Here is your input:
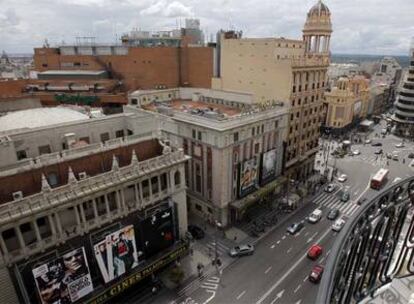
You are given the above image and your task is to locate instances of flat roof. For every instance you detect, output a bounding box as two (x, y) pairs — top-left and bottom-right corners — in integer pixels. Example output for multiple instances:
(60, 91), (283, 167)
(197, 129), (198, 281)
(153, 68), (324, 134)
(38, 70), (107, 76)
(142, 99), (242, 117)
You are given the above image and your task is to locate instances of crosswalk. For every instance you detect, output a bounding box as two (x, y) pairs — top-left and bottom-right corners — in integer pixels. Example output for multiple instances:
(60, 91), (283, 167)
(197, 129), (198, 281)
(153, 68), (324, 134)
(200, 276), (220, 291)
(313, 192), (360, 218)
(205, 241), (230, 257)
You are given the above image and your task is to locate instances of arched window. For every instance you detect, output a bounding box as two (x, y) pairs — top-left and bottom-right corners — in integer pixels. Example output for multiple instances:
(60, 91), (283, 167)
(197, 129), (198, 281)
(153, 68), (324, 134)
(174, 170), (181, 186)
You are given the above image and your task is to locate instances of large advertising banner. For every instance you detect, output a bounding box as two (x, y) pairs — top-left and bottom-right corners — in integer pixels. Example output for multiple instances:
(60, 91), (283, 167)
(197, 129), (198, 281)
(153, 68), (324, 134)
(32, 247), (93, 304)
(239, 156), (259, 197)
(140, 207), (175, 258)
(261, 149), (277, 185)
(93, 225), (140, 283)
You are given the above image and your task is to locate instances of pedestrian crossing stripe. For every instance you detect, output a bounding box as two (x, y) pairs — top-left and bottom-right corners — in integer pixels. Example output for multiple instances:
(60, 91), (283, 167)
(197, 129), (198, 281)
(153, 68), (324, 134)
(206, 242), (229, 254)
(313, 192), (360, 216)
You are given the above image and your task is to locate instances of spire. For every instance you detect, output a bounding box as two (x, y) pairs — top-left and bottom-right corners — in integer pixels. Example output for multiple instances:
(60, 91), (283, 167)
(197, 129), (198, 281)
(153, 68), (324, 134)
(41, 174), (51, 191)
(67, 166), (78, 183)
(112, 155), (119, 170)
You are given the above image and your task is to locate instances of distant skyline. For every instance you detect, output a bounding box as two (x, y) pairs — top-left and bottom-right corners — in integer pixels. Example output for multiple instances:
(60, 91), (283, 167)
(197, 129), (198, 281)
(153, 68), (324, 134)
(1, 0), (413, 55)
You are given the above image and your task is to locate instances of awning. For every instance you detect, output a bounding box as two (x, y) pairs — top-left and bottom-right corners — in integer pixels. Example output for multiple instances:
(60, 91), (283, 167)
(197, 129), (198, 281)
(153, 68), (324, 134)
(230, 176), (286, 212)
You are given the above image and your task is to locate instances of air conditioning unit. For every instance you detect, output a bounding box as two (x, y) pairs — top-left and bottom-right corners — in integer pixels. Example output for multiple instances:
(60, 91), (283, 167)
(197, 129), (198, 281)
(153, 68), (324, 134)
(12, 191), (24, 201)
(78, 172), (87, 180)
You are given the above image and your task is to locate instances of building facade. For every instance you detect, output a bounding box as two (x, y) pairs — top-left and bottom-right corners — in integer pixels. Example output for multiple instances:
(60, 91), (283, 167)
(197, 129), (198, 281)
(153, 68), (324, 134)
(392, 42), (414, 137)
(0, 111), (189, 304)
(128, 87), (288, 226)
(212, 0), (332, 181)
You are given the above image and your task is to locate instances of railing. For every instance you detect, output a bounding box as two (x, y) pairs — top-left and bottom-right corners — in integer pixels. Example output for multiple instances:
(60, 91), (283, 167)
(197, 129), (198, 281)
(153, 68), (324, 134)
(317, 176), (414, 304)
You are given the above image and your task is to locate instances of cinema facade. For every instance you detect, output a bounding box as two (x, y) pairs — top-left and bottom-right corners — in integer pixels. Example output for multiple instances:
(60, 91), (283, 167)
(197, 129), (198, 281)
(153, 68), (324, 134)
(0, 131), (190, 304)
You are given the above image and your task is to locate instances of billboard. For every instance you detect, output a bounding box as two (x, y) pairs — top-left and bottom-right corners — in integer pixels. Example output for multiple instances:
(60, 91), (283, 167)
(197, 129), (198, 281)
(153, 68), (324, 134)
(32, 247), (93, 304)
(93, 225), (140, 283)
(140, 207), (175, 258)
(260, 149), (277, 185)
(239, 156), (259, 197)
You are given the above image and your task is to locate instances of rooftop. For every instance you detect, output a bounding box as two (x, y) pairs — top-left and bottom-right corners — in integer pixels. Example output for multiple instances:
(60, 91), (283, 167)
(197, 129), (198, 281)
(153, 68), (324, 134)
(38, 70), (107, 76)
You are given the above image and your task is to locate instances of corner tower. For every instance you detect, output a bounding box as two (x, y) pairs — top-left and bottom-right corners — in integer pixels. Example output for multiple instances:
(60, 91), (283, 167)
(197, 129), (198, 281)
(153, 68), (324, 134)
(303, 0), (332, 56)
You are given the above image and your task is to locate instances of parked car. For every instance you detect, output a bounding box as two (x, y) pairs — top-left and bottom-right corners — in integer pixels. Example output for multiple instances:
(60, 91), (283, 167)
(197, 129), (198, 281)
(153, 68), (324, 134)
(392, 152), (399, 160)
(365, 139), (372, 144)
(287, 222), (304, 235)
(308, 209), (323, 224)
(395, 142), (405, 148)
(309, 265), (324, 283)
(332, 218), (346, 232)
(327, 209), (340, 220)
(307, 244), (323, 260)
(352, 150), (361, 155)
(341, 192), (350, 202)
(357, 197), (367, 205)
(324, 183), (336, 193)
(374, 149), (383, 155)
(371, 142), (382, 147)
(187, 225), (205, 239)
(386, 153), (392, 159)
(408, 153), (414, 159)
(229, 244), (254, 257)
(337, 174), (348, 183)
(410, 160), (414, 168)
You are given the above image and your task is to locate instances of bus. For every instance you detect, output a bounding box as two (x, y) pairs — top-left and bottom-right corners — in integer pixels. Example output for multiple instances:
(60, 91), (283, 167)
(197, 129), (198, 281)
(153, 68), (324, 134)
(370, 168), (389, 190)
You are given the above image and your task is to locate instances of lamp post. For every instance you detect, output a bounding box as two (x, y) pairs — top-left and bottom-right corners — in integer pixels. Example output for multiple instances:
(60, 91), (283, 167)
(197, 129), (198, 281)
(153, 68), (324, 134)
(214, 221), (222, 266)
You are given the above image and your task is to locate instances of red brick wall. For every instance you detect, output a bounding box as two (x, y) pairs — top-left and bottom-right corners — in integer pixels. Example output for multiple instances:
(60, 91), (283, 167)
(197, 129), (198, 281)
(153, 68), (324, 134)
(0, 139), (162, 204)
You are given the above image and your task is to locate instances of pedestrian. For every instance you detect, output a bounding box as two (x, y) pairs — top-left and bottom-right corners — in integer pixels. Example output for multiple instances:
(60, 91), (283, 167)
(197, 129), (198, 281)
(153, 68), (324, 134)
(234, 235), (237, 242)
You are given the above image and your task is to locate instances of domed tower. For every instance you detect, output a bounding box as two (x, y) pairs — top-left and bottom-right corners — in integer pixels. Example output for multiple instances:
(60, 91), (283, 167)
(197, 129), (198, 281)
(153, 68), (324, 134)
(303, 0), (332, 56)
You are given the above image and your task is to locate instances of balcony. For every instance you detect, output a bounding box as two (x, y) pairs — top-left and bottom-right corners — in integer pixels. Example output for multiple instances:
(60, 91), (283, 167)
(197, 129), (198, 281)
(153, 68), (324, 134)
(317, 176), (414, 304)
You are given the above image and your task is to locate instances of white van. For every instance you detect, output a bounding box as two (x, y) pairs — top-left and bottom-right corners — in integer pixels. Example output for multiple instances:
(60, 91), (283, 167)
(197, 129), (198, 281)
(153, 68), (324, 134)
(308, 209), (323, 223)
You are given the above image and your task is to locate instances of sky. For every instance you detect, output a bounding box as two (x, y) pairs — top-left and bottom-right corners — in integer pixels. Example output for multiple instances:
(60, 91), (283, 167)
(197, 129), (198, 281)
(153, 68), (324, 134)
(1, 0), (413, 55)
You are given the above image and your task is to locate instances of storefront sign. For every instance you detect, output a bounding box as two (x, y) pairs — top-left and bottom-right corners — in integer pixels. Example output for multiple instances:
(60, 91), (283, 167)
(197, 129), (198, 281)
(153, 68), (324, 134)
(87, 244), (188, 304)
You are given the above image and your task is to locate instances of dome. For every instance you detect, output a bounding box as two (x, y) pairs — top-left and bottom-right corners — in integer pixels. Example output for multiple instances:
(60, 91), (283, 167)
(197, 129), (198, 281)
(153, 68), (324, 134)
(308, 1), (330, 16)
(0, 107), (90, 133)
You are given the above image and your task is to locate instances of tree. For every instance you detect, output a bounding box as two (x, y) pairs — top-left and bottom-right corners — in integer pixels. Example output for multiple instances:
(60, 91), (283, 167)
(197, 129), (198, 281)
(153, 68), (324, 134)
(168, 266), (185, 286)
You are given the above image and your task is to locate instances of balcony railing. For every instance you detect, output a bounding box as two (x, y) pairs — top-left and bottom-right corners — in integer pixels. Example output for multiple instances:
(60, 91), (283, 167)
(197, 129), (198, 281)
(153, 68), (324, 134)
(317, 176), (414, 304)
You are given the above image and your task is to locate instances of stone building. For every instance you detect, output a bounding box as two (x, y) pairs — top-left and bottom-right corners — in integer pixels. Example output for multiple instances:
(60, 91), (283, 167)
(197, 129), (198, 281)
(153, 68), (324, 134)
(211, 0), (332, 181)
(0, 109), (189, 303)
(128, 87), (288, 226)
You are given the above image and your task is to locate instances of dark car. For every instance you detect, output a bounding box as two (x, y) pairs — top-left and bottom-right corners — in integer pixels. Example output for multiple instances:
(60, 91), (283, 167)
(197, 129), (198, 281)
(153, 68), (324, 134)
(408, 153), (414, 159)
(324, 183), (336, 193)
(309, 265), (324, 283)
(327, 209), (340, 220)
(374, 149), (383, 155)
(371, 142), (383, 147)
(287, 222), (304, 235)
(187, 225), (205, 239)
(357, 197), (367, 205)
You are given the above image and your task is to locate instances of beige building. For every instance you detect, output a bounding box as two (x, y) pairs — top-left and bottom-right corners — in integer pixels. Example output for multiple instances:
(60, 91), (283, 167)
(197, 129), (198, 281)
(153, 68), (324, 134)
(212, 0), (332, 181)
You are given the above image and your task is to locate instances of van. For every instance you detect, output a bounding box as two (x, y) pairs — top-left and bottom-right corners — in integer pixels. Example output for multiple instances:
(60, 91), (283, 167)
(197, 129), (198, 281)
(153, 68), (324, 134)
(308, 209), (323, 223)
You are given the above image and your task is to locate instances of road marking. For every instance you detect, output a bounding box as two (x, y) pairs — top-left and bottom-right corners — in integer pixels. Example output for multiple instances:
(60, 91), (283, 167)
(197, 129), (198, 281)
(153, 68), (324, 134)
(303, 276), (308, 282)
(265, 266), (272, 274)
(269, 290), (285, 304)
(287, 247), (292, 253)
(295, 300), (302, 304)
(276, 240), (281, 244)
(306, 232), (318, 243)
(294, 284), (302, 293)
(271, 244), (275, 249)
(202, 290), (216, 304)
(319, 256), (325, 263)
(304, 232), (309, 237)
(209, 276), (220, 283)
(256, 228), (331, 304)
(327, 249), (331, 256)
(236, 290), (246, 300)
(201, 282), (218, 289)
(282, 235), (286, 240)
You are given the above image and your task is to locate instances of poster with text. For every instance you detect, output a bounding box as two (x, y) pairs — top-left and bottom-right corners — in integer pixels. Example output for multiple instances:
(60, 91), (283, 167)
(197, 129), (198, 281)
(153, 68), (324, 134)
(32, 247), (93, 304)
(261, 149), (277, 185)
(93, 225), (139, 283)
(239, 156), (259, 197)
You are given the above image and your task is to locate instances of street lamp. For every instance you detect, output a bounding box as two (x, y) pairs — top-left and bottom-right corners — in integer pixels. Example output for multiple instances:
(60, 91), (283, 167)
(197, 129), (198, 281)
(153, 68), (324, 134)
(214, 221), (222, 267)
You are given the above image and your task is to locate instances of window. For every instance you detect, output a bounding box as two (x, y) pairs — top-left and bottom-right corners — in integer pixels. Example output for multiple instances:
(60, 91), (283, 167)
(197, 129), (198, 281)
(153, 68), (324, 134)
(127, 129), (133, 135)
(274, 121), (278, 128)
(192, 129), (196, 139)
(195, 204), (202, 212)
(195, 164), (202, 193)
(73, 62), (81, 67)
(131, 99), (138, 105)
(298, 98), (301, 105)
(255, 143), (260, 154)
(115, 130), (124, 138)
(207, 207), (213, 214)
(296, 112), (300, 118)
(174, 170), (181, 186)
(38, 145), (51, 155)
(47, 172), (59, 187)
(42, 63), (48, 67)
(100, 132), (110, 143)
(261, 125), (264, 134)
(252, 128), (255, 136)
(292, 100), (295, 107)
(233, 132), (239, 142)
(197, 131), (202, 141)
(290, 114), (294, 121)
(151, 176), (159, 194)
(79, 136), (90, 144)
(16, 150), (27, 160)
(160, 173), (167, 191)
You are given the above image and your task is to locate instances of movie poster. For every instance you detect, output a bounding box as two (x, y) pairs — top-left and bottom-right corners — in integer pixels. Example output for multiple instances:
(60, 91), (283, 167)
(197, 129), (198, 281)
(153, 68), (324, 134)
(32, 247), (93, 304)
(239, 156), (259, 197)
(261, 149), (277, 185)
(93, 225), (139, 283)
(140, 207), (175, 258)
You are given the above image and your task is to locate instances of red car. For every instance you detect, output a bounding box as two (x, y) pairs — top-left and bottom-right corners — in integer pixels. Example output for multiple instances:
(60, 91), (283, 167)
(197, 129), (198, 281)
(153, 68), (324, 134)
(309, 265), (324, 283)
(307, 244), (323, 260)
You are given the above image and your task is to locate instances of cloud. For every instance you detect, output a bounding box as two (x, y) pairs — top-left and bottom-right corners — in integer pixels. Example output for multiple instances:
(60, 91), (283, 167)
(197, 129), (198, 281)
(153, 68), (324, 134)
(1, 0), (413, 55)
(140, 0), (193, 17)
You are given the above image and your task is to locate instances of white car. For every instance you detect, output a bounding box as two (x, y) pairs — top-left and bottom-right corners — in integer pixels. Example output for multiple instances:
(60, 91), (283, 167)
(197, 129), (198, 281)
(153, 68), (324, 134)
(365, 139), (372, 144)
(395, 143), (405, 148)
(337, 174), (348, 183)
(352, 150), (360, 155)
(332, 218), (346, 232)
